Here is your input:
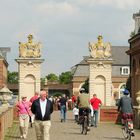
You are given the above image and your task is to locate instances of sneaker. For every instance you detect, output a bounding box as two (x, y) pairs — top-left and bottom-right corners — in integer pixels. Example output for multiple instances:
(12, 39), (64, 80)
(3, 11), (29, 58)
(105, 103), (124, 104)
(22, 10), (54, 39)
(87, 127), (90, 131)
(23, 134), (27, 139)
(20, 135), (23, 139)
(131, 131), (135, 136)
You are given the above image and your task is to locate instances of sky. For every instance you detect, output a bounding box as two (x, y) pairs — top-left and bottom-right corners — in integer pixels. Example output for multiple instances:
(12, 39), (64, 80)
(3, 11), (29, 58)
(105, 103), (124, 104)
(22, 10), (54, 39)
(0, 0), (139, 77)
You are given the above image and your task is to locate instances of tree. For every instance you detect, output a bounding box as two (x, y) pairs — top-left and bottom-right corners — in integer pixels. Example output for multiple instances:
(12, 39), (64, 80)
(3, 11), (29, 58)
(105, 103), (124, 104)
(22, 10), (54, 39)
(41, 77), (45, 85)
(8, 71), (18, 83)
(81, 78), (89, 93)
(59, 71), (73, 84)
(46, 73), (58, 82)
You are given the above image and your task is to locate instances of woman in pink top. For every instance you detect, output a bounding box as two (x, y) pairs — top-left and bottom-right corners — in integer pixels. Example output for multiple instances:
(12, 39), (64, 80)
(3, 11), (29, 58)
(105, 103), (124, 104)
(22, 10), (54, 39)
(16, 96), (32, 139)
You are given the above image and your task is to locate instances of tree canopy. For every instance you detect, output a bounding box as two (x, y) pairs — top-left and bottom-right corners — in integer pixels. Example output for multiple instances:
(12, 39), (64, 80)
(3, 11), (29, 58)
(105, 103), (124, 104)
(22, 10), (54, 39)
(59, 71), (73, 84)
(8, 71), (18, 83)
(81, 78), (89, 93)
(46, 73), (58, 82)
(8, 71), (73, 85)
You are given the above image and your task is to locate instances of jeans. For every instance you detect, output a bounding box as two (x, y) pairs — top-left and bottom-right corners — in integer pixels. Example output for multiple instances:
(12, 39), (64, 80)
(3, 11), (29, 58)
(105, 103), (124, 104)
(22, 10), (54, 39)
(74, 115), (78, 122)
(60, 105), (66, 122)
(91, 110), (98, 127)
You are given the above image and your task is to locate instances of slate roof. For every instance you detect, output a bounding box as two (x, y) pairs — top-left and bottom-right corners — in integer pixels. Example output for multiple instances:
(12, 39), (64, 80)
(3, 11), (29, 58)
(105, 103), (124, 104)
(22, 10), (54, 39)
(72, 46), (130, 76)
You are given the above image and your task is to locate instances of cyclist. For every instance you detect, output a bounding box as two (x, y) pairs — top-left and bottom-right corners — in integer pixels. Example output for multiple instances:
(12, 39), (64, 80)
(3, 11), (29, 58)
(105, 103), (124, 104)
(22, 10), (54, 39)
(118, 89), (135, 136)
(77, 88), (90, 129)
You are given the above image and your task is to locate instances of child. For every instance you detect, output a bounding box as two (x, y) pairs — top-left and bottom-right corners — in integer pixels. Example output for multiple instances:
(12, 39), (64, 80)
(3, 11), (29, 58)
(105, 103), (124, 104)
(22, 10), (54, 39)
(73, 105), (79, 122)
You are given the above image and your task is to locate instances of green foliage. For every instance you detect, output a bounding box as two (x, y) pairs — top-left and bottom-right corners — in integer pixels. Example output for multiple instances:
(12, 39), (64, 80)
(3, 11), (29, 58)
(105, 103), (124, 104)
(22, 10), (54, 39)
(46, 73), (58, 82)
(82, 78), (89, 93)
(53, 92), (62, 97)
(59, 71), (73, 84)
(41, 77), (45, 85)
(8, 71), (18, 84)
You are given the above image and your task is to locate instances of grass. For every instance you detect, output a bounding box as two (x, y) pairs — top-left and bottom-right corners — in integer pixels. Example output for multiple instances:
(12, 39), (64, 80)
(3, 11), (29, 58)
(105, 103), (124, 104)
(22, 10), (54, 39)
(4, 121), (19, 140)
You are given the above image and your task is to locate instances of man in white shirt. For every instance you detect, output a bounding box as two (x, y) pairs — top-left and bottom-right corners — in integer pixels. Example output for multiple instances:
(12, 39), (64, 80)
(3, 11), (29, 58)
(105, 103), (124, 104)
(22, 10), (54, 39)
(31, 90), (53, 140)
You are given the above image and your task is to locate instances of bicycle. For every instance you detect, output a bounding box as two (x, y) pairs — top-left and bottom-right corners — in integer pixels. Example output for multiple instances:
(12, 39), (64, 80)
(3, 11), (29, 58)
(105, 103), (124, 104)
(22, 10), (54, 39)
(122, 119), (133, 140)
(79, 109), (89, 135)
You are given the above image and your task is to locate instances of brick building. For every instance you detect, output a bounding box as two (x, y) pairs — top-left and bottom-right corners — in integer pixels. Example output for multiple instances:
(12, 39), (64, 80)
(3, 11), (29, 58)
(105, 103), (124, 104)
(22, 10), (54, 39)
(127, 10), (140, 106)
(0, 47), (10, 88)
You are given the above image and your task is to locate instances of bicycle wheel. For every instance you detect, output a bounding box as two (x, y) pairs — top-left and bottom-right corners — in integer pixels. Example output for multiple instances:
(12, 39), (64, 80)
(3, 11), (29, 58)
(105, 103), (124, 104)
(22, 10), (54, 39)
(122, 127), (129, 139)
(80, 124), (83, 134)
(127, 130), (131, 140)
(83, 117), (87, 135)
(128, 134), (131, 140)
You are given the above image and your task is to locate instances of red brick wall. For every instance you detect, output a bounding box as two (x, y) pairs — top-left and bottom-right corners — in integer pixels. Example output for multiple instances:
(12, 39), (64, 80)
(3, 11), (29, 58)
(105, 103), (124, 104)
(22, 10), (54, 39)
(112, 77), (128, 88)
(100, 107), (121, 123)
(0, 59), (8, 88)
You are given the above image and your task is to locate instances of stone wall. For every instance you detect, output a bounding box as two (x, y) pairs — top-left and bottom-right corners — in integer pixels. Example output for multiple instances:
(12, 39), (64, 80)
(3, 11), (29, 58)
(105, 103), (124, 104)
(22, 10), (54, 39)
(0, 107), (13, 140)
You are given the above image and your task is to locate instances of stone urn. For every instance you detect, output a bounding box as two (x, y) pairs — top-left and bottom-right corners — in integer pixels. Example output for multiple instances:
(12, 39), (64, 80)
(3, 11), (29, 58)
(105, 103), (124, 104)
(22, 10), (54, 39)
(0, 86), (12, 106)
(136, 90), (140, 108)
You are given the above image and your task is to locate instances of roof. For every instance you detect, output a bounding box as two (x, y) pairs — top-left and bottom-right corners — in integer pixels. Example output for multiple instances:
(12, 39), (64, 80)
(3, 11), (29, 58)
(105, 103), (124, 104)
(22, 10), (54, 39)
(72, 46), (130, 76)
(111, 46), (129, 65)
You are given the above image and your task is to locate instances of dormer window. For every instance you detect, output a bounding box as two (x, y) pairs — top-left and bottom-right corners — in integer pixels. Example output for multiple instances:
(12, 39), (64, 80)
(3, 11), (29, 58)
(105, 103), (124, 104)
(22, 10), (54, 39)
(121, 67), (130, 75)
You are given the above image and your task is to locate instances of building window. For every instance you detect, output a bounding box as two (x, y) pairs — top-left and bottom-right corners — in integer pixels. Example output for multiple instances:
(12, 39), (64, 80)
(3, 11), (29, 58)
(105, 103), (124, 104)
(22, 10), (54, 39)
(121, 67), (130, 75)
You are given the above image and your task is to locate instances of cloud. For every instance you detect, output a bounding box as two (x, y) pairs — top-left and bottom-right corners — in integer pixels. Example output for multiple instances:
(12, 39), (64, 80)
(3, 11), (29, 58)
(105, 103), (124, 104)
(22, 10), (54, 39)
(1, 0), (139, 76)
(36, 1), (79, 17)
(68, 0), (140, 10)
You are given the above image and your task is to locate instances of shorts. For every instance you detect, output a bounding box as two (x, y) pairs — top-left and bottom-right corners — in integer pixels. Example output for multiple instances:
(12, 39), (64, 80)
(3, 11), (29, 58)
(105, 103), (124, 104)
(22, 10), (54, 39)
(122, 113), (133, 121)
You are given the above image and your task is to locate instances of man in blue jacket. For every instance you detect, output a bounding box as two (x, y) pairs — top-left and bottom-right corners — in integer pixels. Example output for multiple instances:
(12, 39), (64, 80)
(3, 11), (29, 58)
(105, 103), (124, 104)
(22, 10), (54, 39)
(31, 90), (53, 140)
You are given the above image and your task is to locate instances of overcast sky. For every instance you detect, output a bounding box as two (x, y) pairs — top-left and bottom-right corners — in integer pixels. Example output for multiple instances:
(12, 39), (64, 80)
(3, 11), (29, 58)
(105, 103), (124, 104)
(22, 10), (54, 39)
(0, 0), (139, 77)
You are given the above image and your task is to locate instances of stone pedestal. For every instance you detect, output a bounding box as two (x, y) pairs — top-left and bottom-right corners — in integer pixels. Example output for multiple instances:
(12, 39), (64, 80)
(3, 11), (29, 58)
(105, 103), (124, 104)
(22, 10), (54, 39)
(134, 106), (140, 128)
(15, 58), (44, 101)
(134, 90), (140, 128)
(86, 58), (113, 106)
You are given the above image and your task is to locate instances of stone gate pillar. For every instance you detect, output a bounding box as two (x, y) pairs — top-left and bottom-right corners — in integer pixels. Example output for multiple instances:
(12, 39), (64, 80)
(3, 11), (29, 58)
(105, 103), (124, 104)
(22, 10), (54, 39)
(15, 34), (44, 100)
(86, 58), (113, 106)
(86, 35), (113, 106)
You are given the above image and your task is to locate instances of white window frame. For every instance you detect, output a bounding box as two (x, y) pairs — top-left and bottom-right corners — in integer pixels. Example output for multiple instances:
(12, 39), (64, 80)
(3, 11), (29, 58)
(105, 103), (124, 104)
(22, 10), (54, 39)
(121, 66), (130, 75)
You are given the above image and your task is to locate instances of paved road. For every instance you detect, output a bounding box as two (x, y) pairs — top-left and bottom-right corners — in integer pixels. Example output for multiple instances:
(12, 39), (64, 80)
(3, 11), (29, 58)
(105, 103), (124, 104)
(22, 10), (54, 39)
(49, 111), (140, 140)
(5, 111), (140, 140)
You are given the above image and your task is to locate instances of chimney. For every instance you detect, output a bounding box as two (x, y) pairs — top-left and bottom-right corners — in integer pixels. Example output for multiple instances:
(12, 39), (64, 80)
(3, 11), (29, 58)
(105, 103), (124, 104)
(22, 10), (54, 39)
(133, 10), (140, 34)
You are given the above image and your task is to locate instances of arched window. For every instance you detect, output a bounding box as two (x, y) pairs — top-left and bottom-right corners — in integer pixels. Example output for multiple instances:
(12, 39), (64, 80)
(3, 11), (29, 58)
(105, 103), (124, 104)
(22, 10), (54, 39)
(119, 83), (126, 98)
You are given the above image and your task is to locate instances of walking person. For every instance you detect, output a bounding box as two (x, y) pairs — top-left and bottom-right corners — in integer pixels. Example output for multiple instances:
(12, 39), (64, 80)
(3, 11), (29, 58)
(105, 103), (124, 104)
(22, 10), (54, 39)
(90, 94), (102, 127)
(29, 91), (39, 126)
(71, 94), (77, 108)
(31, 90), (53, 140)
(59, 94), (68, 122)
(72, 104), (79, 122)
(16, 96), (32, 139)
